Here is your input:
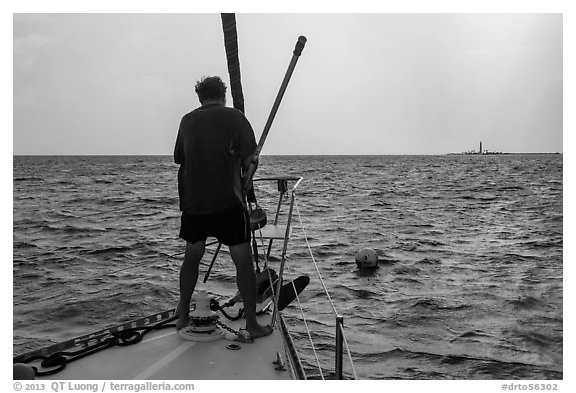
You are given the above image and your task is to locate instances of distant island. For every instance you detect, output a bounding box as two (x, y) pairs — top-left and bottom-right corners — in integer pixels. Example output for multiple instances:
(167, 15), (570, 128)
(461, 141), (502, 155)
(447, 142), (561, 155)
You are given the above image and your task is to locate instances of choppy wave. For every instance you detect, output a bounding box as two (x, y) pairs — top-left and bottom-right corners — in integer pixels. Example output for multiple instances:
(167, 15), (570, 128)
(13, 154), (563, 379)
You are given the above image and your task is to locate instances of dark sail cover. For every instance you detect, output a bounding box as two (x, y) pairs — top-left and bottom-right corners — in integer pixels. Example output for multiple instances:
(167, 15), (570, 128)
(221, 13), (245, 114)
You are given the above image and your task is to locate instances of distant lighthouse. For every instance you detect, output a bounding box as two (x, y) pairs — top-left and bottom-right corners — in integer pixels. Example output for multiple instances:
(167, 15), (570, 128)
(479, 141), (483, 154)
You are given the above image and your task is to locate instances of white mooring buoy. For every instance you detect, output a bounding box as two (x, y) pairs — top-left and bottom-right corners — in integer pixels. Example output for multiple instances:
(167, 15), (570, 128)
(355, 248), (379, 269)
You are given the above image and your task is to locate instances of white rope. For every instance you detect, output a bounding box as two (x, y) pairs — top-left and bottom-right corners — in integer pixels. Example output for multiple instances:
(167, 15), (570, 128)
(294, 196), (359, 380)
(254, 229), (309, 378)
(340, 322), (358, 379)
(23, 188), (357, 379)
(294, 197), (338, 317)
(284, 260), (325, 379)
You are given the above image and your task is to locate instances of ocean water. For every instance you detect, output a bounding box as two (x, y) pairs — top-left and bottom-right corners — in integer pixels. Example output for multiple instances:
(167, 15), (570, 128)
(12, 154), (563, 380)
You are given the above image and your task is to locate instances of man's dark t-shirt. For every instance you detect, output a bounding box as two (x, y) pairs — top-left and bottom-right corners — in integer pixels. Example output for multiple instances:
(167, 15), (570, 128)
(174, 103), (257, 215)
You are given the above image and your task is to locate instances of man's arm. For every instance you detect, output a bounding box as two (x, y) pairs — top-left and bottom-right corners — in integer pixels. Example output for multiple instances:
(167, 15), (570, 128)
(241, 154), (258, 197)
(242, 154), (257, 176)
(174, 118), (184, 165)
(237, 112), (258, 192)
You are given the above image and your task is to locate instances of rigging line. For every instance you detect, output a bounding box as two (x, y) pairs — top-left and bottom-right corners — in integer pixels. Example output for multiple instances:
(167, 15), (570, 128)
(340, 324), (359, 380)
(254, 226), (314, 373)
(294, 197), (358, 379)
(284, 260), (325, 379)
(284, 251), (356, 379)
(275, 262), (310, 380)
(291, 206), (357, 379)
(294, 197), (339, 317)
(256, 213), (324, 379)
(254, 229), (310, 378)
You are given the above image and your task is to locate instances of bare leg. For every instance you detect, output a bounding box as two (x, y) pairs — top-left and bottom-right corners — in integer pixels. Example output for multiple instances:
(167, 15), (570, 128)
(176, 241), (205, 329)
(229, 242), (273, 339)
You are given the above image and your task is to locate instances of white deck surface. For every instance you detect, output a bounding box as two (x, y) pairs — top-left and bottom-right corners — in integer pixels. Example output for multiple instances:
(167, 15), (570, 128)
(38, 314), (294, 380)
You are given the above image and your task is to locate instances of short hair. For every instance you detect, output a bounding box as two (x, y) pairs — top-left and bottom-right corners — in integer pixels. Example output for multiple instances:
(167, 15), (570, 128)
(195, 76), (227, 103)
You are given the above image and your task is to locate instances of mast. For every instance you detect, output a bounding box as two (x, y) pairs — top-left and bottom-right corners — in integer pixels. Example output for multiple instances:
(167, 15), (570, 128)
(220, 13), (307, 191)
(221, 13), (257, 202)
(221, 13), (245, 114)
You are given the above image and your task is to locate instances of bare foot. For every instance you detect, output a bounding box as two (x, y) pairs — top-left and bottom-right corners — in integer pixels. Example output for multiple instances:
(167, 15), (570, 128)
(174, 306), (190, 330)
(246, 324), (273, 339)
(176, 313), (189, 330)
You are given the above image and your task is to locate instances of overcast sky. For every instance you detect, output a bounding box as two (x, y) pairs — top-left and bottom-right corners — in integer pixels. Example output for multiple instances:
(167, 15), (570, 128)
(13, 12), (563, 155)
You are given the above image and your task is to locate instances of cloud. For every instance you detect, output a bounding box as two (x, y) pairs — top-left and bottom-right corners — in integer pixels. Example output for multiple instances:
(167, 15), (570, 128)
(13, 32), (61, 110)
(14, 32), (59, 73)
(12, 13), (563, 155)
(464, 44), (537, 58)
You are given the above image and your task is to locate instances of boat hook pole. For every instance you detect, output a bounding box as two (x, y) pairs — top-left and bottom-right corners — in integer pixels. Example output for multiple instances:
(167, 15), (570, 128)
(242, 35), (307, 193)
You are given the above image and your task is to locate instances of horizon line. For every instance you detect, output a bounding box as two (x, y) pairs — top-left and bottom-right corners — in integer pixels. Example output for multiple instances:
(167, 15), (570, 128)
(12, 152), (563, 157)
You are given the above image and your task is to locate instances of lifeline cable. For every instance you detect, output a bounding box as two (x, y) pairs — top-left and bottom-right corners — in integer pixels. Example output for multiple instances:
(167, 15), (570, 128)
(253, 227), (308, 378)
(293, 196), (358, 379)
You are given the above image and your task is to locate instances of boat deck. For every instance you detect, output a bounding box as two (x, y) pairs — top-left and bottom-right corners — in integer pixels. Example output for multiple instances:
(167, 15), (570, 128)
(16, 176), (309, 381)
(34, 312), (295, 380)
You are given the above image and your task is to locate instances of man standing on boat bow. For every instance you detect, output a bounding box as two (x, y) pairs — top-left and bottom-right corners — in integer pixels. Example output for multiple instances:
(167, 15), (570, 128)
(174, 76), (273, 340)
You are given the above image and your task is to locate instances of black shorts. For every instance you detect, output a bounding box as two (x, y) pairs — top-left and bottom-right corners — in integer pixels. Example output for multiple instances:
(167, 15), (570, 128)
(179, 208), (251, 246)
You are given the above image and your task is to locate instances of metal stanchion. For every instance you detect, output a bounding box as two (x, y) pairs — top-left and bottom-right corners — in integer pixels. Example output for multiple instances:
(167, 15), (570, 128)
(336, 315), (344, 380)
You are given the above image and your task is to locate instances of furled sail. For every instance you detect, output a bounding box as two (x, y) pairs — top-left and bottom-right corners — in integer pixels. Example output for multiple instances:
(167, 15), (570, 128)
(221, 13), (245, 114)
